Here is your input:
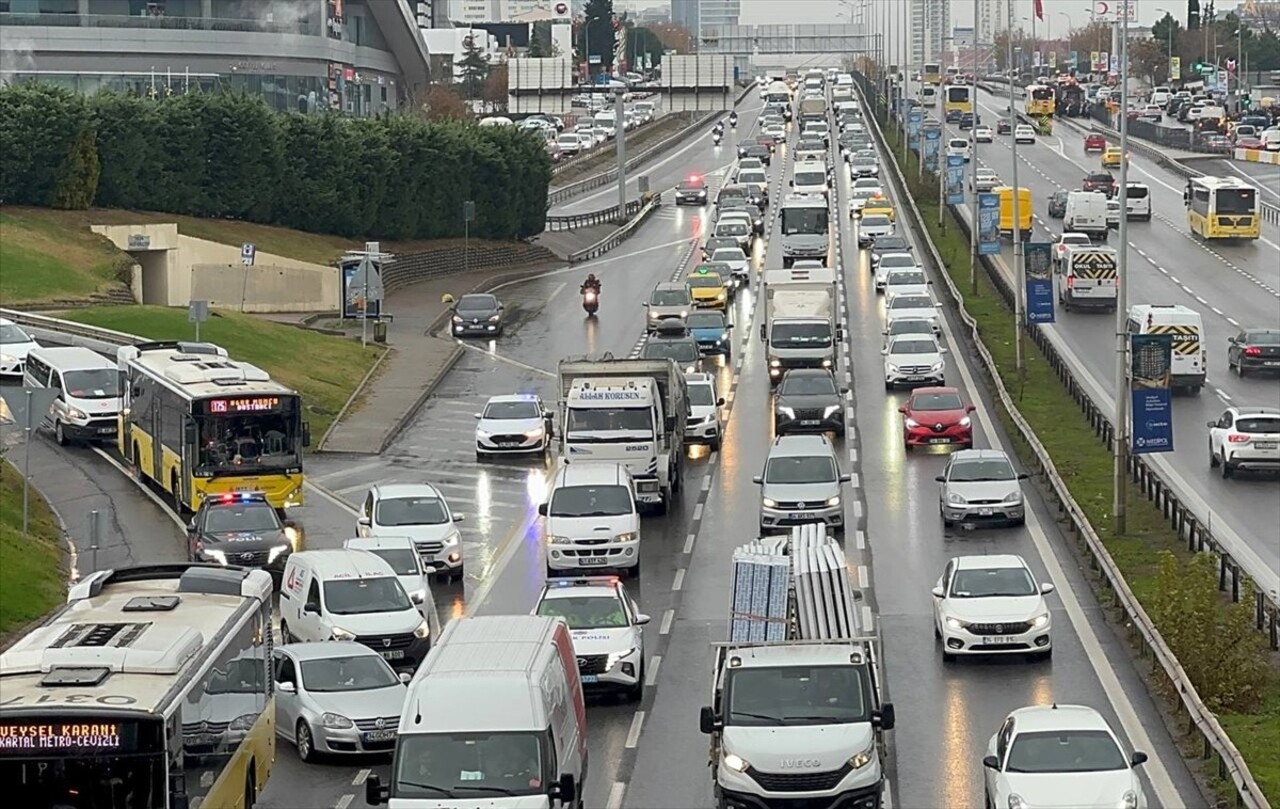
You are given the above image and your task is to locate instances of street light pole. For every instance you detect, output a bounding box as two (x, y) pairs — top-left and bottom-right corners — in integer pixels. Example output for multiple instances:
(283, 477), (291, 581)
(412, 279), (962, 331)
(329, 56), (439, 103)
(970, 0), (979, 295)
(1009, 14), (1025, 376)
(1113, 0), (1133, 535)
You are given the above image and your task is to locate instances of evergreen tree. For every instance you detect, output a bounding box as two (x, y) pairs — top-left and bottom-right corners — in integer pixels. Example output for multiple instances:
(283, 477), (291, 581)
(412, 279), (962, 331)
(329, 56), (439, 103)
(459, 36), (490, 100)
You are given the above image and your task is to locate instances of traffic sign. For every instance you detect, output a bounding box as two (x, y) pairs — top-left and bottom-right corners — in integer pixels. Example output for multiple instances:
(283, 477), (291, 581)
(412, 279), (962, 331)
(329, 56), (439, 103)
(241, 242), (256, 266)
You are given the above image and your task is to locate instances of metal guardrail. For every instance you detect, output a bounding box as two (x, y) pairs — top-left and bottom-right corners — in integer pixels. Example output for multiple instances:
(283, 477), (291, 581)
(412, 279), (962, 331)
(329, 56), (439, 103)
(566, 197), (661, 265)
(550, 100), (665, 178)
(0, 309), (141, 352)
(544, 199), (644, 232)
(548, 82), (756, 206)
(854, 77), (1273, 809)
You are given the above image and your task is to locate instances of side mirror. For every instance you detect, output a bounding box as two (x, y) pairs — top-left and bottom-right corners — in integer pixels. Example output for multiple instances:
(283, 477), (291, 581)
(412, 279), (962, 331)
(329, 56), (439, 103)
(357, 516), (371, 528)
(538, 502), (548, 517)
(840, 387), (850, 395)
(966, 405), (976, 413)
(452, 513), (465, 522)
(553, 773), (577, 803)
(934, 475), (945, 483)
(366, 774), (390, 806)
(474, 413), (482, 419)
(642, 302), (650, 307)
(277, 681), (296, 693)
(1131, 751), (1149, 767)
(931, 586), (944, 598)
(897, 406), (907, 414)
(724, 323), (734, 330)
(1040, 583), (1056, 595)
(1206, 420), (1217, 429)
(752, 475), (763, 484)
(398, 671), (412, 684)
(789, 180), (795, 186)
(874, 702), (896, 730)
(411, 591), (424, 604)
(881, 348), (889, 355)
(839, 473), (852, 483)
(303, 603), (319, 615)
(636, 613), (651, 625)
(699, 705), (719, 734)
(187, 520), (197, 534)
(184, 420), (198, 445)
(716, 398), (726, 406)
(1017, 472), (1030, 480)
(982, 755), (1000, 770)
(302, 421), (312, 448)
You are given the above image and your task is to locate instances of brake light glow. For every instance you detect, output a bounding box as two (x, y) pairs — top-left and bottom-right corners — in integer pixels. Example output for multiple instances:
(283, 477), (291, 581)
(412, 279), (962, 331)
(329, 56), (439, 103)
(1244, 346), (1262, 356)
(1228, 434), (1251, 443)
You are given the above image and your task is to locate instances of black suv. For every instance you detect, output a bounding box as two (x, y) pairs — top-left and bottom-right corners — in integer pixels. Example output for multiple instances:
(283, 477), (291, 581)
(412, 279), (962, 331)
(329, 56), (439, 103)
(773, 369), (848, 436)
(675, 177), (709, 206)
(1047, 190), (1069, 218)
(187, 492), (301, 575)
(1082, 172), (1117, 197)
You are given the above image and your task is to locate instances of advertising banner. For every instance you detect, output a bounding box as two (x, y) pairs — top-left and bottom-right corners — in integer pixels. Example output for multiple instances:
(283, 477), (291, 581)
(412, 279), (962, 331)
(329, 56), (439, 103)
(1090, 51), (1100, 71)
(1170, 56), (1181, 81)
(977, 193), (1000, 255)
(945, 154), (965, 205)
(1048, 51), (1057, 69)
(1024, 242), (1055, 324)
(1130, 334), (1175, 454)
(907, 108), (923, 152)
(341, 255), (383, 320)
(923, 127), (941, 173)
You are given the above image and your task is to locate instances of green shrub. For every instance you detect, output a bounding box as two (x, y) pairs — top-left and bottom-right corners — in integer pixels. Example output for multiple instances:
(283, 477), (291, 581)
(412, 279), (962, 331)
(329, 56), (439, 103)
(0, 83), (550, 241)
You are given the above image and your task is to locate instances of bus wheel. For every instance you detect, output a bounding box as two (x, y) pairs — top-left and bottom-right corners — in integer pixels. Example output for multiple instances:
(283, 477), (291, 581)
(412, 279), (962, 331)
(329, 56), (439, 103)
(244, 761), (257, 808)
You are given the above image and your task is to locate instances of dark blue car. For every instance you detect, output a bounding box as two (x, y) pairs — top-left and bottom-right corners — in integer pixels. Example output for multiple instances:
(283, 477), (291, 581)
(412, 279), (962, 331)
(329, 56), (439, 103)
(686, 311), (733, 357)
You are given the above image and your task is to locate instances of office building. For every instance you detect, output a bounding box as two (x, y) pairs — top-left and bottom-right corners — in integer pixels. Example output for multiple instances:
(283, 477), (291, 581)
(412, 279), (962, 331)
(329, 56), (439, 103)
(672, 0), (740, 41)
(0, 0), (430, 117)
(910, 0), (950, 67)
(976, 0), (1009, 46)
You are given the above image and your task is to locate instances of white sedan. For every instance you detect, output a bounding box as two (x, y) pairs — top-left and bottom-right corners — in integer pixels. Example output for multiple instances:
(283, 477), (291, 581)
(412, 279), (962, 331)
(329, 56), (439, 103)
(984, 705), (1150, 809)
(1053, 232), (1093, 266)
(709, 247), (749, 280)
(885, 291), (941, 334)
(932, 554), (1053, 661)
(475, 394), (553, 457)
(874, 253), (919, 292)
(1014, 124), (1037, 144)
(883, 268), (931, 300)
(973, 125), (994, 143)
(0, 318), (39, 377)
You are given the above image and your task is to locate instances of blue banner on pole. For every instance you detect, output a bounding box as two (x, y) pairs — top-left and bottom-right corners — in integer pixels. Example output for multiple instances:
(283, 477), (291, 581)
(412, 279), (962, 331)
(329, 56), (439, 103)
(1024, 242), (1055, 324)
(907, 108), (923, 151)
(923, 127), (941, 173)
(1130, 334), (1175, 455)
(977, 193), (1000, 255)
(945, 155), (965, 205)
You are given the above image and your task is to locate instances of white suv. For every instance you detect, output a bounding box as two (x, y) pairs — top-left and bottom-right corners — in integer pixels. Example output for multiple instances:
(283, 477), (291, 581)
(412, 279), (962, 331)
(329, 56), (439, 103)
(684, 372), (724, 449)
(540, 462), (641, 577)
(534, 577), (650, 701)
(1208, 406), (1280, 478)
(754, 434), (850, 534)
(357, 484), (464, 581)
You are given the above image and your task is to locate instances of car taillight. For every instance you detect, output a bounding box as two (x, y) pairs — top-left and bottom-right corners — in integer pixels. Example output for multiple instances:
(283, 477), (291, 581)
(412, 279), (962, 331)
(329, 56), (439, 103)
(1244, 346), (1262, 356)
(1066, 276), (1075, 288)
(1228, 434), (1251, 443)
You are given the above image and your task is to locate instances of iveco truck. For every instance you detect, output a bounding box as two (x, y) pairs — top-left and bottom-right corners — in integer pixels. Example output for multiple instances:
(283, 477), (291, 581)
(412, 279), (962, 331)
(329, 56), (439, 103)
(557, 357), (688, 512)
(760, 267), (841, 384)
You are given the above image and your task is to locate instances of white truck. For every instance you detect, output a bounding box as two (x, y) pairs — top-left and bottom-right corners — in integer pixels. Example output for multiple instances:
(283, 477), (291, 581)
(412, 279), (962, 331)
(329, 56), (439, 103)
(1064, 190), (1109, 241)
(699, 524), (894, 809)
(1056, 245), (1119, 312)
(557, 357), (688, 512)
(760, 268), (841, 384)
(798, 96), (828, 125)
(780, 193), (831, 268)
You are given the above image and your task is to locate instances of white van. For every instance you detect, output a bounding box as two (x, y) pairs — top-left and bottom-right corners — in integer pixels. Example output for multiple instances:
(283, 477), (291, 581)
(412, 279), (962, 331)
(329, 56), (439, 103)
(22, 346), (122, 446)
(366, 615), (587, 809)
(1064, 190), (1109, 239)
(343, 535), (440, 622)
(539, 462), (641, 578)
(1122, 182), (1151, 220)
(921, 86), (938, 107)
(947, 137), (970, 162)
(1127, 304), (1207, 394)
(790, 159), (829, 198)
(1261, 128), (1280, 152)
(593, 110), (618, 138)
(279, 549), (434, 673)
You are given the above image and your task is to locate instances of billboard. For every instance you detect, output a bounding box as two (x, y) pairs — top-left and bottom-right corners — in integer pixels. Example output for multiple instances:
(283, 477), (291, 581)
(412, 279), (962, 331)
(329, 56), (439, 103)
(945, 154), (965, 205)
(922, 127), (941, 173)
(977, 193), (1000, 255)
(1024, 242), (1055, 324)
(1130, 334), (1175, 454)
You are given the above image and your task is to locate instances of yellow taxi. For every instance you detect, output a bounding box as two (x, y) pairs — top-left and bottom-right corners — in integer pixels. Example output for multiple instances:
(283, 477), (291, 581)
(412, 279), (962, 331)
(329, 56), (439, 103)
(862, 195), (895, 222)
(1101, 146), (1126, 168)
(687, 266), (730, 309)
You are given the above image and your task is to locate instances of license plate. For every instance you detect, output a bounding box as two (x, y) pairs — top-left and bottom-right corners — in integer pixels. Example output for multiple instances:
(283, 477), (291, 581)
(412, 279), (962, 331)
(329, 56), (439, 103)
(1264, 361), (1280, 367)
(792, 512), (816, 520)
(362, 730), (396, 743)
(907, 376), (925, 382)
(380, 650), (405, 660)
(928, 438), (951, 444)
(580, 557), (608, 566)
(580, 674), (599, 684)
(799, 419), (820, 426)
(978, 508), (994, 516)
(982, 636), (1016, 645)
(97, 427), (115, 434)
(189, 734), (217, 746)
(1256, 442), (1277, 450)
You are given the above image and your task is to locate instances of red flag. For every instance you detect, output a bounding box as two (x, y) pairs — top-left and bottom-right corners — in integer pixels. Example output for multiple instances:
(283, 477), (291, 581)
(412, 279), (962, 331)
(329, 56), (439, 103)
(1034, 0), (1044, 20)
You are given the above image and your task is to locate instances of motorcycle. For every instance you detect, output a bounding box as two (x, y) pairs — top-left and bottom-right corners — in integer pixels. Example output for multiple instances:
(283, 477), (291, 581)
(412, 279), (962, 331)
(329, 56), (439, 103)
(712, 131), (723, 146)
(729, 113), (738, 128)
(582, 288), (600, 315)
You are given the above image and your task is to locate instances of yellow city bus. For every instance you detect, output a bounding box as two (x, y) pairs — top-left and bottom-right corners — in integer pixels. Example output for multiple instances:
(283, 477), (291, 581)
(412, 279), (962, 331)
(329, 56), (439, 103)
(1186, 176), (1261, 240)
(117, 341), (309, 513)
(1025, 84), (1056, 116)
(0, 564), (277, 809)
(945, 85), (973, 117)
(923, 63), (943, 85)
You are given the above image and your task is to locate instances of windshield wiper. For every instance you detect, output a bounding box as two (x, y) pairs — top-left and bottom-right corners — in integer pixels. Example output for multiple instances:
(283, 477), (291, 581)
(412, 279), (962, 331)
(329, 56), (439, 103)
(730, 711), (785, 725)
(396, 781), (453, 796)
(963, 477), (1011, 482)
(452, 785), (519, 796)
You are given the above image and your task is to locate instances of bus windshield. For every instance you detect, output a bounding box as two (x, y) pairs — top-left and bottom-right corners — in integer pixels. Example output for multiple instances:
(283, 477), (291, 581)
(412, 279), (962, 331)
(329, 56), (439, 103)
(195, 396), (302, 474)
(1215, 188), (1256, 215)
(781, 207), (829, 235)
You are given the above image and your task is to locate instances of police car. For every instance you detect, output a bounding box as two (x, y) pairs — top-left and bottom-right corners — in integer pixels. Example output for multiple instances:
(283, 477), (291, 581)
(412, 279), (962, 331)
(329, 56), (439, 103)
(533, 577), (649, 702)
(186, 492), (302, 574)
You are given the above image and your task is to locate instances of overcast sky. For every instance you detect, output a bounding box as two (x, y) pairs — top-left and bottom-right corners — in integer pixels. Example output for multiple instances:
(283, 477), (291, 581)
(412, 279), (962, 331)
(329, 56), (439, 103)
(736, 0), (1188, 29)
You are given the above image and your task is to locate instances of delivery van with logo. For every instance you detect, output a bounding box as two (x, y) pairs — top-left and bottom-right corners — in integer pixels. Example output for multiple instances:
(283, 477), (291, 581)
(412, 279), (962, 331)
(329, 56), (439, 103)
(1127, 304), (1206, 394)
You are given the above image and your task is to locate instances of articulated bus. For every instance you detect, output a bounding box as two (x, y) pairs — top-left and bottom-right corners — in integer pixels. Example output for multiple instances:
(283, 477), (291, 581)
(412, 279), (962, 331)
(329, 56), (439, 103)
(1186, 176), (1261, 241)
(0, 564), (276, 809)
(944, 85), (973, 116)
(117, 342), (310, 514)
(922, 63), (942, 86)
(1025, 84), (1056, 116)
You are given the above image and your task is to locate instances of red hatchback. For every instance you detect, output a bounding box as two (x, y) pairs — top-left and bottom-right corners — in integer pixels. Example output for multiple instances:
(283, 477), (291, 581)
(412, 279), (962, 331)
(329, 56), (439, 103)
(1084, 133), (1106, 152)
(899, 387), (976, 450)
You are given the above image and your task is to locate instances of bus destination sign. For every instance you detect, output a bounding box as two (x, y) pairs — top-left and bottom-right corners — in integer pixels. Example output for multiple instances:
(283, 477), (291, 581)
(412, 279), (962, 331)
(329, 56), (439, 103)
(0, 721), (122, 752)
(206, 396), (281, 414)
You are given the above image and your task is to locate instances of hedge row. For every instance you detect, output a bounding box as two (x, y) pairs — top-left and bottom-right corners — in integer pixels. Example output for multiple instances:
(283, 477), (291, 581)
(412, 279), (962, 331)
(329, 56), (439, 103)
(0, 85), (552, 241)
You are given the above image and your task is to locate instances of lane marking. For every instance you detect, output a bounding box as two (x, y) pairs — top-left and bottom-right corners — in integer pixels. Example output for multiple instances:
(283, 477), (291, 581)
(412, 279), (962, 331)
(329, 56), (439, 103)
(352, 770), (370, 785)
(692, 502), (704, 522)
(672, 568), (686, 592)
(855, 530), (867, 550)
(646, 654), (662, 687)
(450, 339), (557, 378)
(659, 608), (674, 635)
(701, 475), (712, 492)
(683, 532), (696, 554)
(606, 781), (627, 809)
(334, 795), (354, 809)
(857, 564), (869, 589)
(624, 710), (646, 749)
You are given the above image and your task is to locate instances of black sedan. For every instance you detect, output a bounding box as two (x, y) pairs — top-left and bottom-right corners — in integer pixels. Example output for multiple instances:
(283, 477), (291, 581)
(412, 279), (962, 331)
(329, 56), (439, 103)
(773, 369), (848, 436)
(1047, 190), (1068, 219)
(737, 143), (772, 164)
(187, 492), (301, 574)
(1228, 329), (1280, 377)
(959, 112), (978, 129)
(869, 235), (912, 268)
(702, 237), (743, 260)
(451, 293), (504, 337)
(997, 119), (1012, 135)
(675, 177), (709, 206)
(719, 202), (766, 235)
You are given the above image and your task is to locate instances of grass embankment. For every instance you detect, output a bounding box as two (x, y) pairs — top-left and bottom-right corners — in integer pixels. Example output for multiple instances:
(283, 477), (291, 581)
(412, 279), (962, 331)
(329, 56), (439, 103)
(551, 113), (694, 187)
(0, 208), (135, 304)
(61, 307), (381, 443)
(0, 462), (65, 641)
(879, 120), (1280, 804)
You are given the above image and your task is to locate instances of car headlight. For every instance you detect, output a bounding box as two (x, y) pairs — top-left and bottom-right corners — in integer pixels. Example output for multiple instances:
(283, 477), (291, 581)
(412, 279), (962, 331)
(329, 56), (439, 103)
(769, 359), (781, 368)
(524, 427), (545, 439)
(452, 315), (463, 323)
(849, 739), (876, 769)
(1120, 790), (1138, 809)
(1030, 612), (1050, 629)
(331, 626), (357, 641)
(776, 405), (795, 419)
(0, 353), (15, 364)
(488, 314), (501, 323)
(945, 616), (967, 630)
(823, 404), (841, 419)
(1003, 490), (1023, 505)
(762, 498), (778, 508)
(822, 359), (832, 368)
(649, 310), (660, 319)
(607, 647), (637, 669)
(442, 530), (461, 546)
(413, 619), (431, 639)
(66, 406), (89, 421)
(203, 548), (228, 566)
(547, 534), (571, 545)
(825, 496), (841, 507)
(268, 544), (291, 563)
(321, 712), (354, 730)
(722, 752), (750, 773)
(1008, 795), (1029, 809)
(947, 492), (966, 505)
(715, 293), (726, 301)
(959, 416), (971, 427)
(718, 333), (728, 342)
(679, 310), (689, 317)
(615, 531), (638, 543)
(229, 712), (258, 731)
(931, 362), (944, 372)
(887, 364), (900, 373)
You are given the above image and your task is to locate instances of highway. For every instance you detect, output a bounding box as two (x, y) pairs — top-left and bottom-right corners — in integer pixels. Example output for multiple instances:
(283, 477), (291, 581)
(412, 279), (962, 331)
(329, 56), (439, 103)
(1194, 157), (1280, 204)
(932, 83), (1280, 587)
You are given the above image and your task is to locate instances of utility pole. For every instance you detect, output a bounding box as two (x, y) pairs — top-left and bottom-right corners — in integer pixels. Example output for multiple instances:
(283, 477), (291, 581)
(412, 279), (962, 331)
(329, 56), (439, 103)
(615, 88), (627, 221)
(1113, 0), (1133, 535)
(970, 0), (979, 296)
(1009, 13), (1025, 377)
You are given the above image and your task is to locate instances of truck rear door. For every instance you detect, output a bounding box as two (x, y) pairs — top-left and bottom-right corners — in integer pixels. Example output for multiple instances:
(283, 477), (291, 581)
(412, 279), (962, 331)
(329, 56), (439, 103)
(1068, 253), (1117, 299)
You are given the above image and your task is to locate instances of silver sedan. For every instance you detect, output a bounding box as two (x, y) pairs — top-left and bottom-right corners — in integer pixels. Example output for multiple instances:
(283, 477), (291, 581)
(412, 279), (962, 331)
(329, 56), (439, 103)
(274, 642), (410, 762)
